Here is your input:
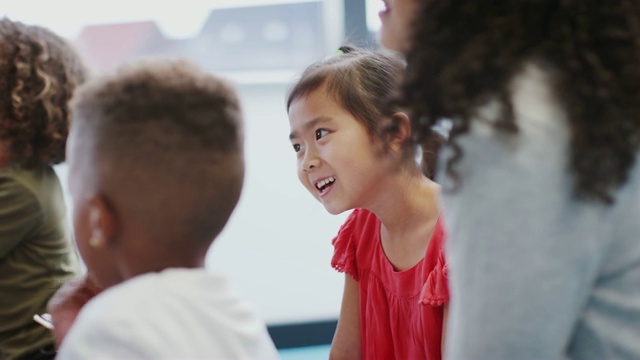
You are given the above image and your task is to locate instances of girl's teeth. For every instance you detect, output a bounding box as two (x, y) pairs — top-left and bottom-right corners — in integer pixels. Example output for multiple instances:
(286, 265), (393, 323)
(316, 176), (336, 189)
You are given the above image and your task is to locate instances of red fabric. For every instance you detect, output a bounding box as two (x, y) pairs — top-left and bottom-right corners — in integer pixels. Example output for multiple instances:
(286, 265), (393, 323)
(331, 208), (449, 360)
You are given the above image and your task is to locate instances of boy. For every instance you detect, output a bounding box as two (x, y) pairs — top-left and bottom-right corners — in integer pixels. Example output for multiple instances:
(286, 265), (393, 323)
(54, 59), (279, 359)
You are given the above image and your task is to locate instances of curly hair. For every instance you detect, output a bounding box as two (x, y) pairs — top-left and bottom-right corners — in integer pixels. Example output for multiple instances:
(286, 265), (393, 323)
(0, 18), (87, 167)
(402, 0), (640, 203)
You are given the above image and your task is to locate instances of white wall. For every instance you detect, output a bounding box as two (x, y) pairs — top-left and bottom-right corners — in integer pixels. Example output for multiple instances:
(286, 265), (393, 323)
(206, 80), (346, 324)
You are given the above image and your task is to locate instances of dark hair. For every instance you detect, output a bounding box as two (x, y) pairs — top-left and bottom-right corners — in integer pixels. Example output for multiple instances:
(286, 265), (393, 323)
(402, 0), (640, 203)
(71, 59), (244, 244)
(0, 17), (87, 167)
(288, 45), (444, 178)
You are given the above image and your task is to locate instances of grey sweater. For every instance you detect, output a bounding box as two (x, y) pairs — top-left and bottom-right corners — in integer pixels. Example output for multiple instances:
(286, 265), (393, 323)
(440, 64), (640, 359)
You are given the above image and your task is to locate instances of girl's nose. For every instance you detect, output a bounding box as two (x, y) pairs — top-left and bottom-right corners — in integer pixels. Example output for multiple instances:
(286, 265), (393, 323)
(302, 154), (320, 173)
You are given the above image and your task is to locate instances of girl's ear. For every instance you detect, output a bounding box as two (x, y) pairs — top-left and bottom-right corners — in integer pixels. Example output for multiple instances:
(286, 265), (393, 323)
(87, 195), (118, 247)
(388, 111), (412, 152)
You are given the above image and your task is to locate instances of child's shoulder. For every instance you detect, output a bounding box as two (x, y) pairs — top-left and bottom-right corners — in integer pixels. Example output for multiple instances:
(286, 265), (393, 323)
(78, 269), (221, 322)
(67, 269), (248, 344)
(0, 165), (60, 216)
(59, 269), (279, 359)
(337, 208), (379, 234)
(431, 216), (447, 249)
(331, 209), (381, 278)
(420, 217), (450, 306)
(333, 208), (380, 248)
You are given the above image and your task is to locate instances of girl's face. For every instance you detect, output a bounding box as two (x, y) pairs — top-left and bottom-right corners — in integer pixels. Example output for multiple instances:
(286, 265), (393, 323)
(378, 0), (422, 53)
(288, 86), (392, 215)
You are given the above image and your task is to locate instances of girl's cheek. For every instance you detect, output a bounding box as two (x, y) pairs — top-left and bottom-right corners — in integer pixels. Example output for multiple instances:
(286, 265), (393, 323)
(296, 167), (308, 185)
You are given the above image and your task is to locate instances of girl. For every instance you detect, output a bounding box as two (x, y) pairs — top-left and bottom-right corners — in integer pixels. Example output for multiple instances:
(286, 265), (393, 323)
(287, 46), (448, 360)
(401, 1), (640, 358)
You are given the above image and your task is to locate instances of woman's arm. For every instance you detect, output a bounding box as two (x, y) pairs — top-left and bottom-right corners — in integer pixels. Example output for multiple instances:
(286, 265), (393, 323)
(330, 274), (361, 360)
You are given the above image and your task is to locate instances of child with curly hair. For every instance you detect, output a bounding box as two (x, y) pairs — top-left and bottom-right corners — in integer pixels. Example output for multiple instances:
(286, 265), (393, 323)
(0, 18), (86, 360)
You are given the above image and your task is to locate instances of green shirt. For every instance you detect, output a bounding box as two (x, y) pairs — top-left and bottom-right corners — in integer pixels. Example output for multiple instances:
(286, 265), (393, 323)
(0, 165), (79, 360)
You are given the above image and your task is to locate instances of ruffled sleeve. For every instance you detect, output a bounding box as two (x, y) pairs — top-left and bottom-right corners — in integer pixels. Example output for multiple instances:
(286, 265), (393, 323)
(331, 209), (360, 281)
(420, 256), (449, 306)
(420, 220), (450, 306)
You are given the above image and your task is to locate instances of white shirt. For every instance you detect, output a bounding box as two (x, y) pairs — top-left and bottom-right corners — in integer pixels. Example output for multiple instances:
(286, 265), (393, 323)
(57, 268), (280, 360)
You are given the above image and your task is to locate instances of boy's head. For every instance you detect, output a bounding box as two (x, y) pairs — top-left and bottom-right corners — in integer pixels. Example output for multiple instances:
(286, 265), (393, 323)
(67, 59), (245, 288)
(0, 17), (87, 167)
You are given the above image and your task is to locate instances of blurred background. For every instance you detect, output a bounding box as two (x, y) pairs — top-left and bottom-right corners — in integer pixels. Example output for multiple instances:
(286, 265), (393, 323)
(2, 0), (386, 351)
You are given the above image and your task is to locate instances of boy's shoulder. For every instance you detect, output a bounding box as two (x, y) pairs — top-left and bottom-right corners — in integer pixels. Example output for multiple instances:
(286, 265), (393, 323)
(59, 269), (279, 359)
(81, 269), (230, 318)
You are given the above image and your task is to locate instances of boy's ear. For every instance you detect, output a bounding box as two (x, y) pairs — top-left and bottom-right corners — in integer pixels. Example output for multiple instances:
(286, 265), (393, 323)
(87, 195), (119, 247)
(388, 111), (412, 151)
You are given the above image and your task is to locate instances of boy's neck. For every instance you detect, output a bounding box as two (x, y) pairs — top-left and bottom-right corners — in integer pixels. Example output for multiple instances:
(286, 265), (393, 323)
(118, 243), (208, 281)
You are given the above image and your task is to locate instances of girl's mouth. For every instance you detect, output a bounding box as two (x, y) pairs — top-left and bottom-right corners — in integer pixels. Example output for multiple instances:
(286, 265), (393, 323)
(315, 176), (336, 195)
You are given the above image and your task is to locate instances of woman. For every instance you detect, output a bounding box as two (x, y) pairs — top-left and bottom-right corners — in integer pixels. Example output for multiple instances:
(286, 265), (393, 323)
(387, 1), (640, 358)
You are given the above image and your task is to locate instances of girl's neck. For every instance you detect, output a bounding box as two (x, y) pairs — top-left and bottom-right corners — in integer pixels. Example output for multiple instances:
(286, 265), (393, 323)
(366, 170), (440, 239)
(368, 170), (440, 272)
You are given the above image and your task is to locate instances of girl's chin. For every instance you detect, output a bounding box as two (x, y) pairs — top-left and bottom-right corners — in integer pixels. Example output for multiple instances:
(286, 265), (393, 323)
(322, 202), (350, 216)
(325, 208), (347, 215)
(378, 22), (412, 53)
(378, 29), (397, 50)
(379, 34), (410, 54)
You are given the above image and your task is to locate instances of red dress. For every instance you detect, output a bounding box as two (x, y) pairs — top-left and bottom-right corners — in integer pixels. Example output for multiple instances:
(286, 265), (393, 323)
(332, 208), (449, 360)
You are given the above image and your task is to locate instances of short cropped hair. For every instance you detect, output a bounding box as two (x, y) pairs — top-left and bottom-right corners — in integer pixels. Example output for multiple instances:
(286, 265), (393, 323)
(71, 59), (244, 244)
(0, 18), (87, 166)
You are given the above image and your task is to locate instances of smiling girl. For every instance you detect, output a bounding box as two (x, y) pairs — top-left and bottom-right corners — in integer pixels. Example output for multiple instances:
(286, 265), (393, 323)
(287, 46), (448, 360)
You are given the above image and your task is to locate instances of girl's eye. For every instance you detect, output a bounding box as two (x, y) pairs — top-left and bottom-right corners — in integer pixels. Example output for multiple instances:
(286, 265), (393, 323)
(315, 129), (329, 140)
(293, 144), (301, 152)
